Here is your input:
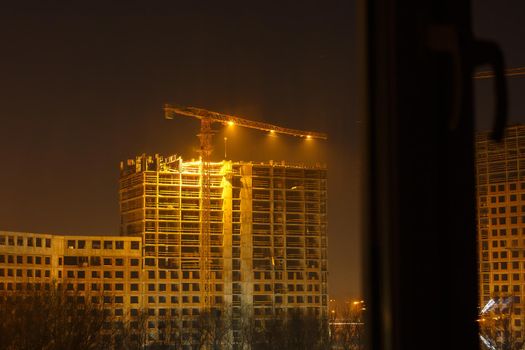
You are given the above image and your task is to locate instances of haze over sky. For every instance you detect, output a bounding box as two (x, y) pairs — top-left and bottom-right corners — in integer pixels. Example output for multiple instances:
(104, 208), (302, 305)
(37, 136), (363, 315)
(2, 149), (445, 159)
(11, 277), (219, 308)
(0, 0), (524, 301)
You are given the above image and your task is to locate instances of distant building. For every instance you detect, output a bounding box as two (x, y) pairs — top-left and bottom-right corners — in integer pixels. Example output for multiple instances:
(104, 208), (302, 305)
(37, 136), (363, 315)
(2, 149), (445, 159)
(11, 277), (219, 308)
(0, 154), (328, 348)
(476, 126), (525, 346)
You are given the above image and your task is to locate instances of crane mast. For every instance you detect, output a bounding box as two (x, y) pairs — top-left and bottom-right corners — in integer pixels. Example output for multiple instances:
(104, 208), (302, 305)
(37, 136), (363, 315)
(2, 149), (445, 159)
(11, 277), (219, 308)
(197, 118), (213, 308)
(164, 104), (327, 309)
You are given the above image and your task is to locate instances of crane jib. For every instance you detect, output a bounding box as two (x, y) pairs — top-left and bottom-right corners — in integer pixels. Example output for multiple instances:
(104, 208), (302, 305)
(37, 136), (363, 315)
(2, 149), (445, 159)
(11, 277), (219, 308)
(164, 104), (328, 140)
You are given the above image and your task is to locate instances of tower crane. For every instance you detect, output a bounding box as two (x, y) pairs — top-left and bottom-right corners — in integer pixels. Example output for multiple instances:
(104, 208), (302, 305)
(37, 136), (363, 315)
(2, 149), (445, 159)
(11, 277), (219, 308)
(163, 104), (327, 309)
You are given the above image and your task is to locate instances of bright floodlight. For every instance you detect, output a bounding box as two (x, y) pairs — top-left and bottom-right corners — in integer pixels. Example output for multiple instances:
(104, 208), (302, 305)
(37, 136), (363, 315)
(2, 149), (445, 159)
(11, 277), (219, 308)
(228, 121), (234, 126)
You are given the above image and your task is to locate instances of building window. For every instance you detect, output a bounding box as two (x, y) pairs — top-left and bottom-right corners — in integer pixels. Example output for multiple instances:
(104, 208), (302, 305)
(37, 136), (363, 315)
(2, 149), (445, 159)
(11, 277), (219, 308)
(90, 257), (101, 266)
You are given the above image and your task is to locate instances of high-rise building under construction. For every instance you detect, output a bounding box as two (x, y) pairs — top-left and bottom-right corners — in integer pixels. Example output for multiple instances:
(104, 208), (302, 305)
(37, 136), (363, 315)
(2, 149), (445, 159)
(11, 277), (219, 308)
(476, 125), (525, 346)
(119, 154), (328, 334)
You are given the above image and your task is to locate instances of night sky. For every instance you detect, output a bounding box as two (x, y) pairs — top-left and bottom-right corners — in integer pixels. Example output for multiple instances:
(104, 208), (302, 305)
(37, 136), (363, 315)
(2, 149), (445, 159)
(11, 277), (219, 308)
(0, 1), (524, 301)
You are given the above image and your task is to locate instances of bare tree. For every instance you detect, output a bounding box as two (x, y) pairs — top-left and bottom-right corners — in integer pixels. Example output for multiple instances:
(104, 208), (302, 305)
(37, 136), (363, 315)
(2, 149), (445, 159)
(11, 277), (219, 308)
(117, 309), (149, 350)
(330, 303), (365, 350)
(0, 286), (111, 350)
(245, 308), (329, 350)
(191, 307), (233, 350)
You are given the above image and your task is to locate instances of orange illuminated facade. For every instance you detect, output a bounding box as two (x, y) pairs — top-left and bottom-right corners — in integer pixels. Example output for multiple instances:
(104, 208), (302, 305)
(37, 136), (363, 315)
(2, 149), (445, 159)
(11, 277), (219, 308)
(476, 125), (525, 344)
(0, 153), (328, 348)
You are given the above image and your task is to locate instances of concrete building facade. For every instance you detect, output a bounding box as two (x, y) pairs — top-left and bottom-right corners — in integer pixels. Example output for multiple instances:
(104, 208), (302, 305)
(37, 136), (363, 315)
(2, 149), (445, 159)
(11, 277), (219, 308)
(0, 154), (328, 348)
(476, 125), (525, 345)
(119, 154), (328, 343)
